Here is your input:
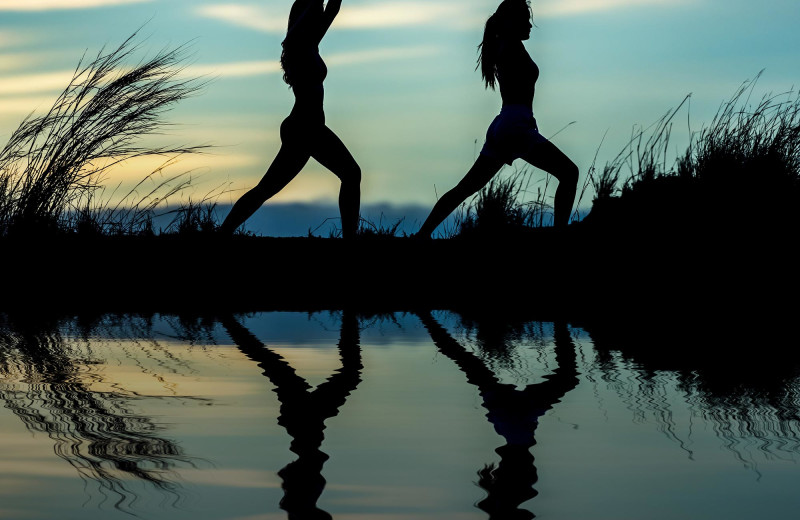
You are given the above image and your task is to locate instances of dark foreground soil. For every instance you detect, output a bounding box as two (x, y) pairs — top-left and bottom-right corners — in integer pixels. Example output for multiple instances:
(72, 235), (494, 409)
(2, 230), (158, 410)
(2, 222), (796, 325)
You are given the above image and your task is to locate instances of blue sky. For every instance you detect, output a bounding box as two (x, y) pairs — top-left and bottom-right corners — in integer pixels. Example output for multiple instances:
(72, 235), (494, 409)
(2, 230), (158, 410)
(1, 0), (798, 218)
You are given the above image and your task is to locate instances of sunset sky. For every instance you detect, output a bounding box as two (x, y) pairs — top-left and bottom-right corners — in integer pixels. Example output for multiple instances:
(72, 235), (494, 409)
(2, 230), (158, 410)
(1, 0), (798, 226)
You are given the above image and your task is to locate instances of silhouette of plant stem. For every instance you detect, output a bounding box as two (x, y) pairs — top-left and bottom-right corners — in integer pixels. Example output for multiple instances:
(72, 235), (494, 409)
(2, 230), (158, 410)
(587, 73), (800, 227)
(455, 168), (554, 237)
(0, 28), (207, 236)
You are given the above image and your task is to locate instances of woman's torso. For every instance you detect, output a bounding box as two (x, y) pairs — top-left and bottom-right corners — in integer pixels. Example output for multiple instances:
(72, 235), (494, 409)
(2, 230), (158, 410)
(285, 47), (327, 123)
(496, 41), (539, 109)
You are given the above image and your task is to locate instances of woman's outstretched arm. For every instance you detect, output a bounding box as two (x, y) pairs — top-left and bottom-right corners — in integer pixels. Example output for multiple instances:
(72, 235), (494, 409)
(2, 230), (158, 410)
(320, 0), (342, 39)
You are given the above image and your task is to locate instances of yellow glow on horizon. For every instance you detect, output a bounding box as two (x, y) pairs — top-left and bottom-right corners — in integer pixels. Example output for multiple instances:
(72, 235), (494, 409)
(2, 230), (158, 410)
(91, 152), (263, 187)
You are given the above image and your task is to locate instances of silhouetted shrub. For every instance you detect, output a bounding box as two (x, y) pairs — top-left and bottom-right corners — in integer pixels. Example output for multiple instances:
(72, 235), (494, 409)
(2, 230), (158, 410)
(586, 74), (800, 229)
(0, 29), (206, 237)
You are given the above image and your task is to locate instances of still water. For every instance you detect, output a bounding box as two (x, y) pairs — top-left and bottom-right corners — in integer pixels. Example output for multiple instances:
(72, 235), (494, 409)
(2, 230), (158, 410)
(0, 311), (798, 519)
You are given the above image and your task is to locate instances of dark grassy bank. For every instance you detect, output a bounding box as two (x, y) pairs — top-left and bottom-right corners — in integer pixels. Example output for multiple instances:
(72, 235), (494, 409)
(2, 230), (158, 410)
(3, 220), (795, 325)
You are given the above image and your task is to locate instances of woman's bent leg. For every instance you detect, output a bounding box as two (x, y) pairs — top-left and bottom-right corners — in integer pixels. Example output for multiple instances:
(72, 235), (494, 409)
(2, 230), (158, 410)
(417, 154), (504, 237)
(310, 126), (361, 239)
(521, 141), (578, 228)
(220, 145), (310, 234)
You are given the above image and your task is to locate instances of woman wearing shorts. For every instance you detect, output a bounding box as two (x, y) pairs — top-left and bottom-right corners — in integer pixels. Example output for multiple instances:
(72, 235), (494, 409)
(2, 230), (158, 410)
(220, 0), (361, 237)
(416, 0), (578, 236)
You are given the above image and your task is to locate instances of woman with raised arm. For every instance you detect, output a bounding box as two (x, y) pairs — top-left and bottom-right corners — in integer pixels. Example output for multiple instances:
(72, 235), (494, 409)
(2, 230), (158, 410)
(220, 0), (361, 237)
(416, 0), (578, 236)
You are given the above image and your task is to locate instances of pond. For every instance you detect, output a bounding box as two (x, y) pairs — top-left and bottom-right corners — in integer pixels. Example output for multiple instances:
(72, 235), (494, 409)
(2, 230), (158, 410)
(1, 311), (798, 519)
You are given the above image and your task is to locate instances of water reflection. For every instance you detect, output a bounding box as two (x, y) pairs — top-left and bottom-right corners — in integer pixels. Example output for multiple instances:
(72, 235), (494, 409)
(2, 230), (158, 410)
(221, 311), (362, 520)
(1, 310), (800, 518)
(0, 314), (198, 512)
(583, 319), (800, 472)
(416, 311), (579, 519)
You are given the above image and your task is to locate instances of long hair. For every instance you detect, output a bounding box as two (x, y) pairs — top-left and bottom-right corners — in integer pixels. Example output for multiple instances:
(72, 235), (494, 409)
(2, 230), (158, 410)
(477, 0), (533, 90)
(280, 0), (317, 87)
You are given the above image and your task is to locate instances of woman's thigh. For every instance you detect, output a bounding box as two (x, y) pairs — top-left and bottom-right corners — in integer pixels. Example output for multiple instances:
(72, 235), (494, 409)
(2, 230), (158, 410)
(520, 140), (577, 182)
(309, 125), (360, 181)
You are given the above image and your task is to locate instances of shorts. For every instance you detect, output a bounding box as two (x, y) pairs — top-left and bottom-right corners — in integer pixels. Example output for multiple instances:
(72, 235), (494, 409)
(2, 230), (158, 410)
(480, 105), (548, 166)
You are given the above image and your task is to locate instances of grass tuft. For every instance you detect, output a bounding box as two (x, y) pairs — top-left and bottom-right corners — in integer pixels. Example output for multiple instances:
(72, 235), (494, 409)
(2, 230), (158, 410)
(455, 168), (552, 237)
(585, 73), (800, 229)
(0, 28), (207, 237)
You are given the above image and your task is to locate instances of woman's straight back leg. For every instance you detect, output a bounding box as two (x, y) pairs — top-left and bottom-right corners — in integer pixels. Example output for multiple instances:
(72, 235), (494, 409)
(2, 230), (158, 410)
(220, 133), (311, 234)
(416, 154), (504, 237)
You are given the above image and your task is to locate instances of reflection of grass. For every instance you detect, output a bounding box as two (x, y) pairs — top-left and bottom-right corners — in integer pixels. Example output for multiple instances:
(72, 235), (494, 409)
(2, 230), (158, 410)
(0, 314), (202, 513)
(0, 29), (206, 237)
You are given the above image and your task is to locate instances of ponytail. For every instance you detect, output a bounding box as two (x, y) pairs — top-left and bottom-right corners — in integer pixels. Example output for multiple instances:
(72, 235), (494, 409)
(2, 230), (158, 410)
(476, 0), (533, 90)
(477, 14), (501, 90)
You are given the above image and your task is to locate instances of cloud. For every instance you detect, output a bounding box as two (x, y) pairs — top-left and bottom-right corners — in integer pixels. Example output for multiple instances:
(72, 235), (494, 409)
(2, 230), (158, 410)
(335, 2), (463, 29)
(0, 71), (74, 96)
(195, 0), (686, 34)
(195, 4), (287, 33)
(182, 45), (442, 78)
(537, 0), (686, 17)
(0, 30), (42, 52)
(324, 45), (443, 65)
(196, 2), (468, 32)
(0, 44), (440, 119)
(0, 54), (41, 73)
(184, 60), (282, 78)
(0, 0), (153, 10)
(0, 95), (59, 115)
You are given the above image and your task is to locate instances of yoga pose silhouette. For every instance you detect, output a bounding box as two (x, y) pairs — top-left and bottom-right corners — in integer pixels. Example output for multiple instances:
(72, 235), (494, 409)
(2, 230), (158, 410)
(415, 311), (579, 519)
(220, 0), (361, 237)
(417, 0), (578, 236)
(221, 311), (362, 519)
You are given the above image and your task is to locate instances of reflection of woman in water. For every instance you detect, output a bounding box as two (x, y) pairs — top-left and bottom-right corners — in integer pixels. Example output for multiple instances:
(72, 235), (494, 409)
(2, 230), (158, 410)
(417, 0), (578, 236)
(221, 312), (362, 520)
(220, 0), (361, 237)
(415, 311), (579, 519)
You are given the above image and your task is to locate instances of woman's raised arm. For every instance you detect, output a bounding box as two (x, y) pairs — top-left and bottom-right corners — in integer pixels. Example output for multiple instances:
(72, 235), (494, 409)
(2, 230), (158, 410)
(320, 0), (342, 39)
(285, 0), (320, 44)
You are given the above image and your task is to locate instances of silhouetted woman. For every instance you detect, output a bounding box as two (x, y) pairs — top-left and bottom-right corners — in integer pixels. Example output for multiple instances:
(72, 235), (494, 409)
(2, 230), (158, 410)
(416, 0), (578, 236)
(220, 0), (361, 237)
